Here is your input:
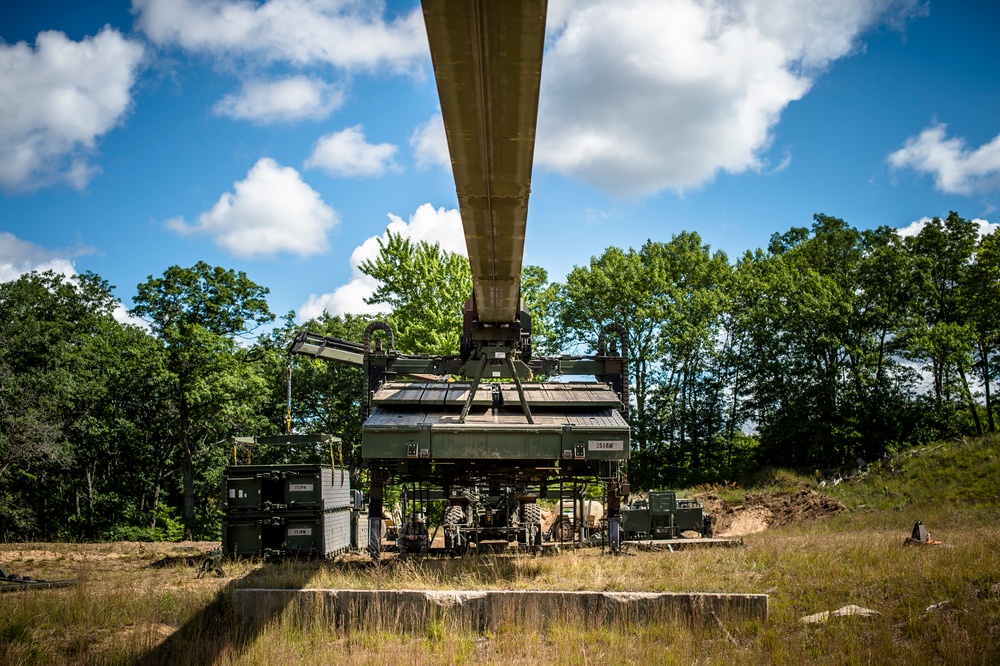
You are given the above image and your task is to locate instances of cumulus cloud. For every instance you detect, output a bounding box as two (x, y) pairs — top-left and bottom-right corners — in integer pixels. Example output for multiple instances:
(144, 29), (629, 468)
(299, 203), (463, 319)
(305, 125), (399, 177)
(134, 0), (426, 72)
(168, 157), (338, 258)
(0, 27), (144, 192)
(410, 113), (450, 169)
(213, 76), (344, 123)
(536, 0), (925, 197)
(887, 123), (1000, 195)
(0, 231), (83, 283)
(897, 216), (1000, 239)
(0, 232), (146, 327)
(0, 231), (151, 327)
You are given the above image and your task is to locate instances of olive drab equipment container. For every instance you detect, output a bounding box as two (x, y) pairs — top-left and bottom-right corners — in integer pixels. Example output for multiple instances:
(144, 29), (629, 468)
(221, 435), (355, 558)
(621, 491), (712, 540)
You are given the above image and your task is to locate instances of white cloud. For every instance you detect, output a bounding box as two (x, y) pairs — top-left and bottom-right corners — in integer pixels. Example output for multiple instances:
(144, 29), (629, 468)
(213, 76), (344, 123)
(897, 216), (1000, 239)
(299, 273), (385, 320)
(895, 218), (928, 238)
(168, 157), (338, 258)
(0, 232), (148, 328)
(112, 303), (152, 328)
(0, 27), (144, 192)
(134, 0), (426, 72)
(299, 203), (463, 319)
(768, 150), (793, 175)
(887, 123), (1000, 195)
(537, 0), (925, 197)
(410, 113), (450, 169)
(304, 125), (399, 177)
(0, 231), (81, 283)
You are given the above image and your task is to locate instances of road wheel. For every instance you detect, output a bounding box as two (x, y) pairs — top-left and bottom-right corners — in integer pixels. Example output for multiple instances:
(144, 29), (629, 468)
(556, 518), (575, 542)
(522, 502), (542, 548)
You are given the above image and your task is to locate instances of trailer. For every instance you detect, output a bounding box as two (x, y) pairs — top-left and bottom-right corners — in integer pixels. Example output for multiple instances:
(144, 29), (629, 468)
(622, 491), (714, 540)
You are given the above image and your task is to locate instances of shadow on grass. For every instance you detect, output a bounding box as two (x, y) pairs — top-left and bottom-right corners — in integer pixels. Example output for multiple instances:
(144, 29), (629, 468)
(357, 551), (546, 588)
(131, 556), (330, 666)
(131, 551), (547, 664)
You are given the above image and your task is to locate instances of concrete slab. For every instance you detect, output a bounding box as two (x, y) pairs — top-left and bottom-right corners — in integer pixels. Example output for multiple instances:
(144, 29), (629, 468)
(232, 588), (767, 632)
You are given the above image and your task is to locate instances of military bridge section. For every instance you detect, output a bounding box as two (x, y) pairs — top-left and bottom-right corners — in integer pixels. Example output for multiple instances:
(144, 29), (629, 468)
(423, 0), (546, 325)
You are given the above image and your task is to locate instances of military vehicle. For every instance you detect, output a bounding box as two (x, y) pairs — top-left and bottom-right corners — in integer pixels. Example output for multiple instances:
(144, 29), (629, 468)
(398, 484), (543, 555)
(455, 486), (543, 551)
(548, 497), (605, 543)
(290, 0), (631, 559)
(621, 491), (713, 540)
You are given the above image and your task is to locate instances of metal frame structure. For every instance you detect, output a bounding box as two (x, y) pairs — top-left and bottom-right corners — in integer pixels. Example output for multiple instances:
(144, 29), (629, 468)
(289, 0), (632, 559)
(0, 562), (75, 592)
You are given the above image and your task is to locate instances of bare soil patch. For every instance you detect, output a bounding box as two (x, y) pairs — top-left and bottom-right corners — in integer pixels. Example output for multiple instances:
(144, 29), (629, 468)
(698, 489), (846, 537)
(540, 507), (558, 533)
(0, 541), (218, 575)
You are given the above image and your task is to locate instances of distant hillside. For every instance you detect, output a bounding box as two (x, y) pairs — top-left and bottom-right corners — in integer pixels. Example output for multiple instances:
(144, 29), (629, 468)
(690, 434), (1000, 534)
(826, 434), (1000, 518)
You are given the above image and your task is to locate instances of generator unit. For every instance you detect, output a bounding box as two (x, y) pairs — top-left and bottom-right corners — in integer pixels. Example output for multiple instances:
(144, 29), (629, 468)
(621, 491), (712, 540)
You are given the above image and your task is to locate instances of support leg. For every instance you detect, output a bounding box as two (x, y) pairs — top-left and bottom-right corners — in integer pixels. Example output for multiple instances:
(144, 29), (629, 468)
(607, 478), (625, 554)
(368, 475), (385, 561)
(609, 516), (621, 553)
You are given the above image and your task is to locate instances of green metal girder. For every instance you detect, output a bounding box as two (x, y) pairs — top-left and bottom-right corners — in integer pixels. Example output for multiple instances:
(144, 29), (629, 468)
(422, 0), (547, 324)
(362, 423), (628, 461)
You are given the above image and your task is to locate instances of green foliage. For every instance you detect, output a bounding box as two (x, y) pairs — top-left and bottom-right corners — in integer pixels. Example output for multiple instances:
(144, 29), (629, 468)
(131, 261), (274, 340)
(358, 231), (556, 356)
(359, 232), (472, 355)
(130, 263), (275, 538)
(107, 504), (184, 542)
(731, 216), (924, 470)
(0, 271), (146, 539)
(900, 212), (984, 435)
(520, 264), (561, 355)
(557, 234), (733, 487)
(827, 434), (1000, 519)
(2, 211), (999, 541)
(252, 312), (372, 481)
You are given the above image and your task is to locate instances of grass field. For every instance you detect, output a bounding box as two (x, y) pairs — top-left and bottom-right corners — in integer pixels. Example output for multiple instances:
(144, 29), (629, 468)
(2, 436), (998, 665)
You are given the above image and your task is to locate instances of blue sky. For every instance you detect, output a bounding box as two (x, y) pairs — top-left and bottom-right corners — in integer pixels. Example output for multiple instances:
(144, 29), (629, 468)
(2, 0), (999, 326)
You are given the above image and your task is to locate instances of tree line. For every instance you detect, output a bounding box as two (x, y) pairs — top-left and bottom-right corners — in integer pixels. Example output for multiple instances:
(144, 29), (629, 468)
(1, 212), (997, 540)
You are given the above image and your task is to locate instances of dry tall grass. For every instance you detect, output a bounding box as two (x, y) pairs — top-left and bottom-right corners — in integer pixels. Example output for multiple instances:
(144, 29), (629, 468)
(3, 436), (998, 664)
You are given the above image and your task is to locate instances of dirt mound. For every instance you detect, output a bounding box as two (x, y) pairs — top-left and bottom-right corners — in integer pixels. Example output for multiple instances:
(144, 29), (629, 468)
(698, 489), (846, 537)
(751, 489), (847, 528)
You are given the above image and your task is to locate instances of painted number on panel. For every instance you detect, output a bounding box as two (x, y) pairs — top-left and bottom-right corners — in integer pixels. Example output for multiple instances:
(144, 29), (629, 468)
(588, 440), (624, 451)
(288, 528), (312, 536)
(289, 483), (313, 492)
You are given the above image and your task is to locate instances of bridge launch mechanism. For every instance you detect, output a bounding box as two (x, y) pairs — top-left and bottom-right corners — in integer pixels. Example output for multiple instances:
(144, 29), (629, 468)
(290, 0), (631, 558)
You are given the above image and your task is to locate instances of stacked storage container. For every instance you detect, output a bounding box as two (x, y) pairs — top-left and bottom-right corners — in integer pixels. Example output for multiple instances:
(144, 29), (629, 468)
(222, 464), (353, 558)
